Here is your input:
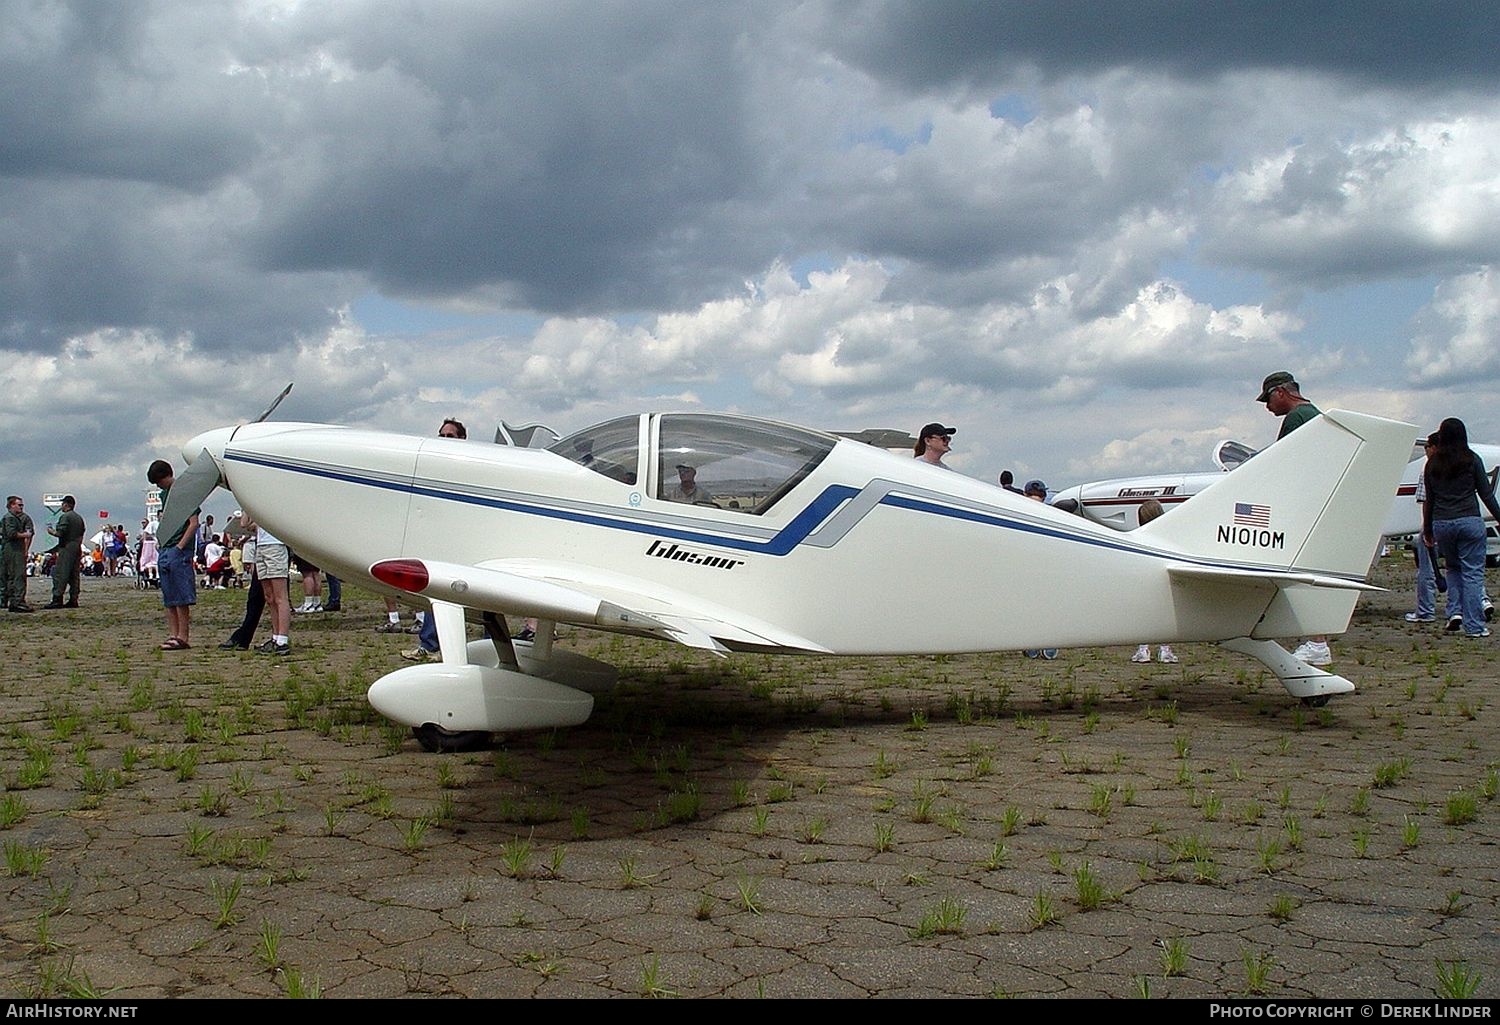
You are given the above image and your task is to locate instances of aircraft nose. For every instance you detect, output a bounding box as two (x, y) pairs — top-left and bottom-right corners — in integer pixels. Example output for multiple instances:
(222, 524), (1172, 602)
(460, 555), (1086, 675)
(182, 426), (236, 467)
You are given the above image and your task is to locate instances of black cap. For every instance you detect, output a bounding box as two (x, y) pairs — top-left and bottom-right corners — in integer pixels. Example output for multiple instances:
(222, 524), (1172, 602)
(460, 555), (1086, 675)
(1023, 479), (1048, 496)
(919, 423), (956, 439)
(1257, 371), (1295, 402)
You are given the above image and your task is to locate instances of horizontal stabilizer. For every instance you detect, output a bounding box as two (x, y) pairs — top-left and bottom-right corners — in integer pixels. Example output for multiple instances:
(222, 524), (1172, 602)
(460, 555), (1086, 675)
(1167, 564), (1383, 593)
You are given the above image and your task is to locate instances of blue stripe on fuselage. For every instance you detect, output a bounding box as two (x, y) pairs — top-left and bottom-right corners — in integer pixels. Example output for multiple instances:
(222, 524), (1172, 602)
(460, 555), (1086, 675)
(224, 450), (1324, 576)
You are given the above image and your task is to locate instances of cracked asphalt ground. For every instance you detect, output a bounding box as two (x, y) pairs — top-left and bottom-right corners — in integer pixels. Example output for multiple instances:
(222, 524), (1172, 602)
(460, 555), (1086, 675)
(1, 554), (1495, 999)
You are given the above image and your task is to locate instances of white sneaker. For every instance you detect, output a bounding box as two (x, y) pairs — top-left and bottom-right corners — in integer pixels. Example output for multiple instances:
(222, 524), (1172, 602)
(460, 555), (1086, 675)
(1157, 646), (1178, 664)
(1291, 641), (1332, 666)
(401, 646), (438, 662)
(1131, 645), (1151, 663)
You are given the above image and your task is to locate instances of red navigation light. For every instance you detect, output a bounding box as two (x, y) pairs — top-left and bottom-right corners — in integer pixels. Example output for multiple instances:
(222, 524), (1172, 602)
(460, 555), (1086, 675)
(370, 559), (430, 593)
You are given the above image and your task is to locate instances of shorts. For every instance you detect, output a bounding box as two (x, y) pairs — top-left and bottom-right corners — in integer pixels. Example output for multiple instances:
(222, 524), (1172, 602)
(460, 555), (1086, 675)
(291, 553), (320, 574)
(157, 544), (197, 608)
(255, 542), (290, 580)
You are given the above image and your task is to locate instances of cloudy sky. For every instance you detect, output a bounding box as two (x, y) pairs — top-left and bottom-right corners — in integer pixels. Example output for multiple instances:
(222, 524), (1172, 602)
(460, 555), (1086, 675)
(5, 0), (1499, 530)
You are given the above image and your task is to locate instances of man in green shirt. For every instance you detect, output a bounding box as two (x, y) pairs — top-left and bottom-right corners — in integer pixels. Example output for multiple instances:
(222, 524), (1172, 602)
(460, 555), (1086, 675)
(1258, 370), (1330, 665)
(1, 495), (36, 612)
(45, 495), (85, 608)
(147, 460), (199, 650)
(1258, 370), (1321, 440)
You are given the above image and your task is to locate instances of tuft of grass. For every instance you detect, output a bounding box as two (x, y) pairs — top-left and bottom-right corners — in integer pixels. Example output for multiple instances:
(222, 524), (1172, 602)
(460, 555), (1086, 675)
(1073, 862), (1109, 910)
(911, 896), (966, 938)
(1029, 892), (1059, 929)
(256, 920), (282, 970)
(1373, 757), (1412, 788)
(3, 840), (48, 878)
(618, 855), (654, 890)
(1243, 948), (1275, 994)
(979, 841), (1008, 871)
(1268, 895), (1297, 922)
(198, 785), (229, 818)
(1282, 814), (1304, 851)
(210, 876), (243, 929)
(659, 784), (701, 825)
(1159, 936), (1188, 976)
(0, 793), (29, 828)
(500, 838), (534, 880)
(1000, 805), (1023, 837)
(1434, 960), (1481, 999)
(1444, 790), (1478, 826)
(640, 955), (677, 999)
(733, 876), (762, 915)
(401, 817), (430, 851)
(278, 966), (321, 998)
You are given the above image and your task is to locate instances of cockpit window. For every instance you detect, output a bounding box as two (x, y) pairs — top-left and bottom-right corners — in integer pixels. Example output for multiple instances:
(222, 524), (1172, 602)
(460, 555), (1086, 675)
(549, 416), (640, 485)
(657, 414), (836, 514)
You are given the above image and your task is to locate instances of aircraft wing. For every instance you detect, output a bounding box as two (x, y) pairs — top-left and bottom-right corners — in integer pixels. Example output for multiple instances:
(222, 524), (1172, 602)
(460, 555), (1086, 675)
(372, 557), (833, 656)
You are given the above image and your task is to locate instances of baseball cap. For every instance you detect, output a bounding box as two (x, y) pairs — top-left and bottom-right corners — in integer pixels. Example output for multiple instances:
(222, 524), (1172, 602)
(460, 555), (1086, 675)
(919, 423), (956, 439)
(1257, 371), (1295, 402)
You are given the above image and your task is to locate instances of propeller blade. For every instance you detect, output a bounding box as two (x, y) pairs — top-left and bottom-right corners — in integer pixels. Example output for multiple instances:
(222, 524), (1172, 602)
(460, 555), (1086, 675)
(157, 448), (223, 543)
(252, 382), (294, 423)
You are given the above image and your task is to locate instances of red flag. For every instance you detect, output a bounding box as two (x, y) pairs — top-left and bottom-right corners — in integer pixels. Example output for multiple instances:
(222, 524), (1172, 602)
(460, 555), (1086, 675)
(98, 511), (109, 518)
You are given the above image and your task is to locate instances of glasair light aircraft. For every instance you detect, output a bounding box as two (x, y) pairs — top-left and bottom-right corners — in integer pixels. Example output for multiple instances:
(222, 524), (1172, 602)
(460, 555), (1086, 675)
(160, 401), (1415, 749)
(1052, 439), (1500, 565)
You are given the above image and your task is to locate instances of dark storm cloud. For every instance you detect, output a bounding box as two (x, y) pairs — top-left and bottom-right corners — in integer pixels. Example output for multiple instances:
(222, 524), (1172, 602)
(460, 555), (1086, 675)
(820, 1), (1500, 92)
(2, 0), (1496, 370)
(2, 1), (778, 351)
(0, 1), (259, 187)
(244, 2), (769, 313)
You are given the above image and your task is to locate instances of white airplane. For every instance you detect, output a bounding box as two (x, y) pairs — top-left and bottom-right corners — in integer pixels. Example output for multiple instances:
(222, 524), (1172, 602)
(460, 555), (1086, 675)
(1053, 439), (1500, 565)
(160, 404), (1414, 749)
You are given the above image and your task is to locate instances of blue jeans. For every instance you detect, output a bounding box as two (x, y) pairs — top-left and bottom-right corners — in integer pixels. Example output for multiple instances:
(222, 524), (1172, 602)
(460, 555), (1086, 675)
(1434, 517), (1487, 635)
(1414, 539), (1436, 618)
(417, 610), (438, 653)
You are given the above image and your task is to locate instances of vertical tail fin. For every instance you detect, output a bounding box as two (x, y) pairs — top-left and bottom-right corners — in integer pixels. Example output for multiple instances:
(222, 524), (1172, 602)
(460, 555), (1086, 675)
(1139, 409), (1415, 578)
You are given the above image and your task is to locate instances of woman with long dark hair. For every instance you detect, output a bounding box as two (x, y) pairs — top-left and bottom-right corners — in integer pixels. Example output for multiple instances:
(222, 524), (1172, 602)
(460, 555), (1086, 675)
(1422, 417), (1500, 638)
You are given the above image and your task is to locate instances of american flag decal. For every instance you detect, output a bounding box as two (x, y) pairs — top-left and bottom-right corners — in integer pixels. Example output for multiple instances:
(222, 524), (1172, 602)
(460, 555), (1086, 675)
(1234, 502), (1270, 527)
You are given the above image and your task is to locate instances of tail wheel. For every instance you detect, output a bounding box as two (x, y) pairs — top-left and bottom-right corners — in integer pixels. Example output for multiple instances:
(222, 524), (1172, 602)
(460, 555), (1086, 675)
(412, 723), (491, 753)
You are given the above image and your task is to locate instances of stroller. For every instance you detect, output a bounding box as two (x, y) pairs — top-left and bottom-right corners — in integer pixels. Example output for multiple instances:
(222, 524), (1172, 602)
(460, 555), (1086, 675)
(135, 536), (159, 589)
